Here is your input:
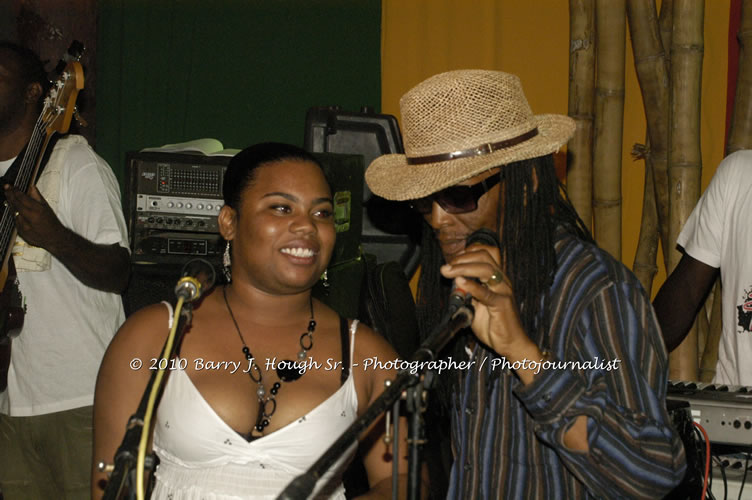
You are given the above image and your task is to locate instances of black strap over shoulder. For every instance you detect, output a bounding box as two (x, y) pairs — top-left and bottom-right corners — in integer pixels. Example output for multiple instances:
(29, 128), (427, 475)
(0, 135), (60, 204)
(339, 315), (350, 385)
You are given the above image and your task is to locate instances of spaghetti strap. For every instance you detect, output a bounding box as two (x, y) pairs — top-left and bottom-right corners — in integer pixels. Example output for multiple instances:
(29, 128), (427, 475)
(338, 318), (360, 385)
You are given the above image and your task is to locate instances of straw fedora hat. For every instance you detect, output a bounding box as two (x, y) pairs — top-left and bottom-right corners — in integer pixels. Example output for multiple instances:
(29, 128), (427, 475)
(365, 69), (575, 201)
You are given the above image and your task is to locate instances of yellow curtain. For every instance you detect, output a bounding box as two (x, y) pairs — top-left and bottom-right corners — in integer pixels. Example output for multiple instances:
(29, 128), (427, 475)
(382, 0), (730, 295)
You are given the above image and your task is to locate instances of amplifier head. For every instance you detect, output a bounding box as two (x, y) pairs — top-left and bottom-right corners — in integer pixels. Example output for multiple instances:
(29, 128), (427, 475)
(125, 151), (232, 267)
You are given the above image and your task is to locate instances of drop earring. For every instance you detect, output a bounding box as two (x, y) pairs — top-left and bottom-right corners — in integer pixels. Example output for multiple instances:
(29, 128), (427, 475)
(223, 241), (232, 282)
(321, 269), (330, 290)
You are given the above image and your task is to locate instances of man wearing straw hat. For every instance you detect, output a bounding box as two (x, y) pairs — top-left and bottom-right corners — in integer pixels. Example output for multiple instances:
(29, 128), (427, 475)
(366, 70), (686, 498)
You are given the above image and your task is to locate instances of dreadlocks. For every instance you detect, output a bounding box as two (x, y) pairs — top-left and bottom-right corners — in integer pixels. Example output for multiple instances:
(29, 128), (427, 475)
(416, 152), (592, 349)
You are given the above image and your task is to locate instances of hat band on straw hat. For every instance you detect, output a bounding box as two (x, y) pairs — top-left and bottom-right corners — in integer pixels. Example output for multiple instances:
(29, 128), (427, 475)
(406, 127), (539, 165)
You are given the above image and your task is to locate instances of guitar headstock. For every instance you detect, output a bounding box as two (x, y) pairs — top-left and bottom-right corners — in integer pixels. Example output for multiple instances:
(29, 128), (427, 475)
(54, 40), (85, 75)
(40, 59), (84, 136)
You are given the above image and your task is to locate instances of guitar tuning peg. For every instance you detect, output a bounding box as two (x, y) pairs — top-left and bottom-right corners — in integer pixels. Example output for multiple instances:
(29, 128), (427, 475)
(74, 108), (88, 128)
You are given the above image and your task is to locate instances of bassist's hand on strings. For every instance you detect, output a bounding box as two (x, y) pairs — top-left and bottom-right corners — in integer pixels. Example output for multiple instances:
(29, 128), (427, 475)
(4, 182), (129, 293)
(4, 183), (67, 251)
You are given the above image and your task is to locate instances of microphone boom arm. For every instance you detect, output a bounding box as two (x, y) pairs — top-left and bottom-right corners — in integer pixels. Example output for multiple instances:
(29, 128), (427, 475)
(276, 304), (473, 500)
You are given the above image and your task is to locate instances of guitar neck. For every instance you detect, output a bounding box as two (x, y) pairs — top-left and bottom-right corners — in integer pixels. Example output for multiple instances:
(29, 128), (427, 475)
(16, 123), (52, 185)
(0, 124), (57, 288)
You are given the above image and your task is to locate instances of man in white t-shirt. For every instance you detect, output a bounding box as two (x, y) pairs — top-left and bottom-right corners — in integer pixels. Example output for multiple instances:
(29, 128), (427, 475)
(654, 150), (752, 386)
(0, 41), (130, 499)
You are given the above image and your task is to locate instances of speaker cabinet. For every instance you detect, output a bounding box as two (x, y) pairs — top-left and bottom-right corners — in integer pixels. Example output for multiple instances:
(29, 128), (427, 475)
(304, 106), (422, 275)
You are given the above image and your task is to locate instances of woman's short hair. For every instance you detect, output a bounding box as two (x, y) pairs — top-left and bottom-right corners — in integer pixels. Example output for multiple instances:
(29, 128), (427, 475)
(223, 142), (327, 209)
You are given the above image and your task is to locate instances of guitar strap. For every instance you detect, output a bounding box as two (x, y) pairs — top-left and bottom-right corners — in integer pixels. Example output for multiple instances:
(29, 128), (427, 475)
(0, 134), (61, 204)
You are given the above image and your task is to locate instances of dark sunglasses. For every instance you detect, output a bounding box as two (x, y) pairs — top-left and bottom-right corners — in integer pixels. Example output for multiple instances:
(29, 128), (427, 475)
(410, 174), (501, 214)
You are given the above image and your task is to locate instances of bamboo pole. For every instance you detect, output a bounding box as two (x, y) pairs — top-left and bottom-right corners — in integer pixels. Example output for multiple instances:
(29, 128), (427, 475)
(667, 0), (704, 382)
(626, 0), (669, 156)
(727, 0), (752, 154)
(655, 0), (674, 271)
(699, 283), (722, 383)
(567, 0), (596, 230)
(626, 0), (671, 289)
(695, 293), (709, 364)
(592, 0), (626, 259)
(658, 0), (674, 74)
(631, 143), (659, 294)
(697, 277), (722, 377)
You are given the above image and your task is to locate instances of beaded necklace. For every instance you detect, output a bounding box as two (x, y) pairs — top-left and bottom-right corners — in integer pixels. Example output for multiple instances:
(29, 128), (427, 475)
(222, 285), (315, 433)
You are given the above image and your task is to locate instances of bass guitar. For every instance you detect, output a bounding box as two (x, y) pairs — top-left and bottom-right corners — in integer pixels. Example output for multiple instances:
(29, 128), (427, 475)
(0, 49), (84, 392)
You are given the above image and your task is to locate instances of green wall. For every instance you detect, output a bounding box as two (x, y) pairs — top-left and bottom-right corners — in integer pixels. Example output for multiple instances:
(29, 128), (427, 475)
(96, 0), (382, 184)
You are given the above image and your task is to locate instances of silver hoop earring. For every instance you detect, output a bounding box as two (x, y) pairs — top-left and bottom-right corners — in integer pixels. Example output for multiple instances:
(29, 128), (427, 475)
(223, 241), (232, 282)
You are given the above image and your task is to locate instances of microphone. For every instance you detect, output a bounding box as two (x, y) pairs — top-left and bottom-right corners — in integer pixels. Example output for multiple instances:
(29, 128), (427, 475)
(465, 227), (501, 249)
(447, 228), (501, 314)
(174, 258), (216, 302)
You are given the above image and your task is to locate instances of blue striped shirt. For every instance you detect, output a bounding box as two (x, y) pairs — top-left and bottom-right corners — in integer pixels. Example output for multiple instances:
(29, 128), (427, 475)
(448, 231), (686, 499)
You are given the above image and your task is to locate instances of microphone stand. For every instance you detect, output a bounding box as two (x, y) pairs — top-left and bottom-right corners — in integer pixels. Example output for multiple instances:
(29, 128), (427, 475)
(276, 304), (473, 500)
(101, 301), (194, 500)
(404, 369), (434, 499)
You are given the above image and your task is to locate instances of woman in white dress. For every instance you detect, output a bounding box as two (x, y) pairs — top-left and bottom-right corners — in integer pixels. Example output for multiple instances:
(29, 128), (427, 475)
(92, 143), (412, 499)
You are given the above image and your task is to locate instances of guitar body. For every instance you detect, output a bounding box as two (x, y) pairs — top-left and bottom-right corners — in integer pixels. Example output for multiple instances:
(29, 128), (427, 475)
(0, 257), (24, 391)
(0, 50), (84, 393)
